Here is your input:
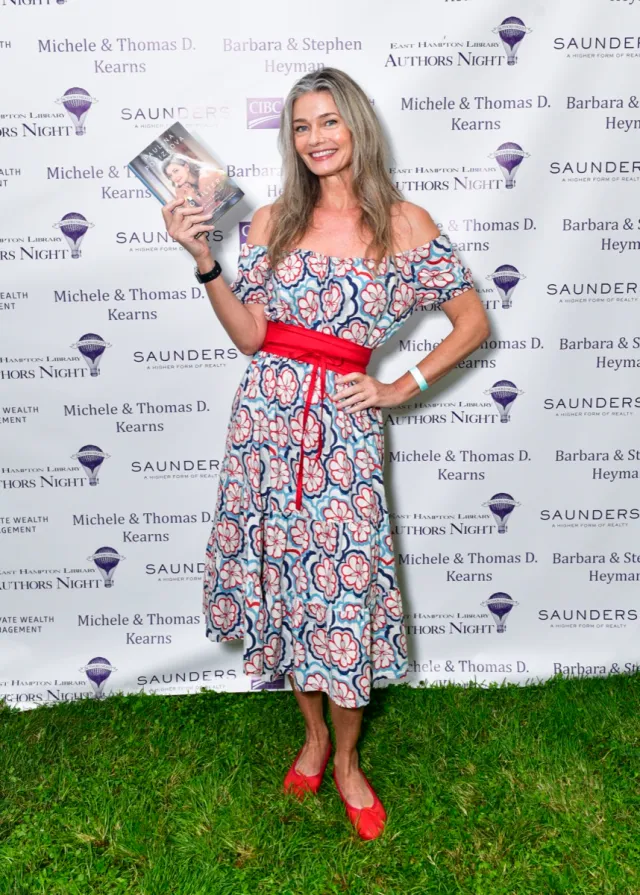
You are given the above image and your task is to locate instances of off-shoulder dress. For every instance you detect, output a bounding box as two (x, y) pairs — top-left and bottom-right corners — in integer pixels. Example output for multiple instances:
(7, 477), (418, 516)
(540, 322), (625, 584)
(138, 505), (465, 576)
(202, 236), (474, 708)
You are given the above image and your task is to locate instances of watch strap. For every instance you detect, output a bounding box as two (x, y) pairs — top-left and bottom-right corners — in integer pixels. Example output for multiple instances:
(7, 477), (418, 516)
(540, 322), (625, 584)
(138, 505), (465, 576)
(195, 259), (222, 283)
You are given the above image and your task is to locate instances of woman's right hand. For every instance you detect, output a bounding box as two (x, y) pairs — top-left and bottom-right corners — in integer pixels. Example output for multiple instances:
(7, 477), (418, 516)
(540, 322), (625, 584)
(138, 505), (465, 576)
(161, 197), (215, 261)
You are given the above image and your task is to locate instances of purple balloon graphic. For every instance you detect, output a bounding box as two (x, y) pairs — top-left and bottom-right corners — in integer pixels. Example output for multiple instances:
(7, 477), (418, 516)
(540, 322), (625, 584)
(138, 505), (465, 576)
(53, 212), (93, 258)
(71, 333), (111, 376)
(493, 17), (529, 65)
(484, 380), (523, 422)
(482, 492), (521, 533)
(88, 547), (125, 588)
(71, 444), (110, 485)
(488, 264), (525, 309)
(80, 656), (117, 699)
(482, 592), (519, 633)
(57, 87), (96, 135)
(489, 142), (529, 189)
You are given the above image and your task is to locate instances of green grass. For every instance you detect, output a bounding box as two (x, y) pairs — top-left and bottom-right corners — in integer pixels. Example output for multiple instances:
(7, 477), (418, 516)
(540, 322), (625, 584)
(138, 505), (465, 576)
(1, 673), (640, 895)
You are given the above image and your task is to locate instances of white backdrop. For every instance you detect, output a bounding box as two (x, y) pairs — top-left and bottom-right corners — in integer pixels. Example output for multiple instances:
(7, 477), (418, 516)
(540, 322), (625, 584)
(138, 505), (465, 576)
(1, 0), (639, 709)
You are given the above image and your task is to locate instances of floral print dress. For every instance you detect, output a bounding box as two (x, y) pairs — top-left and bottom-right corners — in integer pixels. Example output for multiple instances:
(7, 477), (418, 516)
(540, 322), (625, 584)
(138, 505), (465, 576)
(202, 236), (474, 708)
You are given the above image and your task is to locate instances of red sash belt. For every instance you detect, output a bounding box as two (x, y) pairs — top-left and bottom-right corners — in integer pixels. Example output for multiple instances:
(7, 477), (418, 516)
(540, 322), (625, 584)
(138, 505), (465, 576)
(260, 320), (373, 510)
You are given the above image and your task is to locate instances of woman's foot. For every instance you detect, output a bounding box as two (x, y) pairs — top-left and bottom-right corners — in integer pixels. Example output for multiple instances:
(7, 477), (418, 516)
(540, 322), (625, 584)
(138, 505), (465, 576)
(333, 757), (386, 840)
(283, 730), (332, 798)
(332, 754), (374, 809)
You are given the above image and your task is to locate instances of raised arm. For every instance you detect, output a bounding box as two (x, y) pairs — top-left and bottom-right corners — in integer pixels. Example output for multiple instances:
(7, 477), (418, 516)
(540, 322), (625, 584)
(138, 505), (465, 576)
(161, 199), (273, 355)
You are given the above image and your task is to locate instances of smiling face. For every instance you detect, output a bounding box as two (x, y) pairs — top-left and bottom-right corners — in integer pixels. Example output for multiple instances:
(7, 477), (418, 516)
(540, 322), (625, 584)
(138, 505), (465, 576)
(166, 161), (189, 187)
(292, 90), (353, 178)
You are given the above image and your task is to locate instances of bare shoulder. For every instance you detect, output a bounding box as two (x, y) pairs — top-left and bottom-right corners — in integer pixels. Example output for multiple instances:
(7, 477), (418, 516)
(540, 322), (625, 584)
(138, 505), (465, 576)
(391, 201), (441, 252)
(246, 203), (275, 245)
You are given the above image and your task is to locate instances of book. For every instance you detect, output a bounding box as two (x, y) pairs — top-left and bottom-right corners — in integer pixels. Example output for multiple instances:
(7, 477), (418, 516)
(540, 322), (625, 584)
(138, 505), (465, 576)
(128, 121), (243, 225)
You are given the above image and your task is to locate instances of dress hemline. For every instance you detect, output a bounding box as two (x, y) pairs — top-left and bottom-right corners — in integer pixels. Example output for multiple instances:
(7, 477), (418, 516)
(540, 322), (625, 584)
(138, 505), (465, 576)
(205, 628), (408, 708)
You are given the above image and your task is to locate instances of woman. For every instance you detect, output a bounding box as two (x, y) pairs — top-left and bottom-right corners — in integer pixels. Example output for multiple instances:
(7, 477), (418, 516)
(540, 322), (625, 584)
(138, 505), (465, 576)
(162, 154), (235, 208)
(162, 68), (489, 840)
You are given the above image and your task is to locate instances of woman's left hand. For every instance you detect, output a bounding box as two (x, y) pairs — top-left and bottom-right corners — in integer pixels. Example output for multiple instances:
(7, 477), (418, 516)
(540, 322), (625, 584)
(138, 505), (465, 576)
(330, 373), (400, 412)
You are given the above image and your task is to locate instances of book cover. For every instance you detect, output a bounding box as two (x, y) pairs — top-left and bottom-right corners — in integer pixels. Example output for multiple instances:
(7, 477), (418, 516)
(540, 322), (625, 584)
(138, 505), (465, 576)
(128, 121), (243, 225)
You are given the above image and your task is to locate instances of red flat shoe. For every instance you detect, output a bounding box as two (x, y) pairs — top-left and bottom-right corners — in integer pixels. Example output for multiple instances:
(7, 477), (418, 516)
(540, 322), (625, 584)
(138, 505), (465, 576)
(333, 768), (387, 840)
(283, 740), (332, 798)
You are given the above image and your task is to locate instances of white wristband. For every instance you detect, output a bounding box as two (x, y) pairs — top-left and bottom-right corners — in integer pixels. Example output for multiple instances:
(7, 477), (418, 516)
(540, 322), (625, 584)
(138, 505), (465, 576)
(409, 365), (429, 392)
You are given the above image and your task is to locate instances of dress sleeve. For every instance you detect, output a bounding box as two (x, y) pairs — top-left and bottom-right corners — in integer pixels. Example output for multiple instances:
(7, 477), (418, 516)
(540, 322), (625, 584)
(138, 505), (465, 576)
(230, 243), (272, 305)
(412, 235), (474, 309)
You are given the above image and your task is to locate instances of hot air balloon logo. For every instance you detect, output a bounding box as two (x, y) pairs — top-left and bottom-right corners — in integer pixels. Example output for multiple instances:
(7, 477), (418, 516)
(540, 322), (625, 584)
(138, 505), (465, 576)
(71, 445), (110, 485)
(487, 265), (526, 309)
(70, 333), (111, 377)
(492, 17), (532, 65)
(481, 592), (519, 633)
(88, 547), (125, 588)
(79, 656), (117, 699)
(55, 87), (98, 135)
(488, 142), (530, 189)
(52, 213), (94, 259)
(483, 380), (524, 423)
(482, 492), (521, 533)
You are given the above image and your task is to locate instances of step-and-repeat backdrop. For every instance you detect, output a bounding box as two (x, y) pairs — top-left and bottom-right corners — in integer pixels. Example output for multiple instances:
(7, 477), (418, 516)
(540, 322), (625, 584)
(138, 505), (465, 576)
(2, 0), (639, 709)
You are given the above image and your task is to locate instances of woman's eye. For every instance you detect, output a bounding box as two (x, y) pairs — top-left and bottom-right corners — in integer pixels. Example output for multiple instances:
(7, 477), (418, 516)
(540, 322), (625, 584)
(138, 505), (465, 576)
(294, 125), (308, 133)
(325, 119), (338, 126)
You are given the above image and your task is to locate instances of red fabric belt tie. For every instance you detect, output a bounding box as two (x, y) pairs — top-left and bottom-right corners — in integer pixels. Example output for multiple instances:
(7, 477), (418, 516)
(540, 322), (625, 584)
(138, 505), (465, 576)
(260, 320), (373, 511)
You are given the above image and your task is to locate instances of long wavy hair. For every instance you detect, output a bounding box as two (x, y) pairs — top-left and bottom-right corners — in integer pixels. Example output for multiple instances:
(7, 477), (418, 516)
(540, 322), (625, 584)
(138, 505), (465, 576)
(268, 68), (403, 268)
(162, 155), (202, 187)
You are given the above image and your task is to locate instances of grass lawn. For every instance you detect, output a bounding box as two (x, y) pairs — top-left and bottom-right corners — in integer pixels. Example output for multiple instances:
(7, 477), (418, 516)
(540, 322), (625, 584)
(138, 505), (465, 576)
(1, 673), (639, 895)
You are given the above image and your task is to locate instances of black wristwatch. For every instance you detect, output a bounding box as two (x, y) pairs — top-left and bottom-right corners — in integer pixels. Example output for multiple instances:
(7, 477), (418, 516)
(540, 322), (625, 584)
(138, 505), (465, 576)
(194, 259), (222, 284)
